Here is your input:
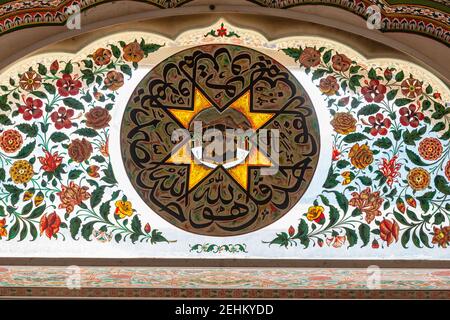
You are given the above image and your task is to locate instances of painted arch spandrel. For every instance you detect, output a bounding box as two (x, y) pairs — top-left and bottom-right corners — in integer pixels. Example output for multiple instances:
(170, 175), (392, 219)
(0, 21), (448, 259)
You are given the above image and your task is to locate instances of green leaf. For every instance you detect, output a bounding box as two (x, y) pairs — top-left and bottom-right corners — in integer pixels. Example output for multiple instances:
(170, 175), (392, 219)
(90, 187), (104, 209)
(395, 71), (404, 82)
(50, 132), (69, 142)
(336, 160), (350, 169)
(99, 201), (110, 221)
(401, 228), (411, 248)
(358, 176), (372, 186)
(63, 97), (84, 110)
(28, 205), (46, 219)
(373, 137), (392, 149)
(358, 224), (370, 247)
(81, 221), (95, 241)
(68, 169), (83, 180)
(16, 123), (38, 138)
(435, 175), (450, 195)
(110, 44), (121, 59)
(0, 114), (12, 125)
(8, 220), (20, 240)
(120, 64), (132, 78)
(38, 63), (47, 75)
(281, 48), (302, 62)
(12, 141), (36, 159)
(343, 133), (368, 143)
(30, 91), (47, 99)
(344, 227), (357, 247)
(357, 104), (380, 117)
(131, 215), (143, 234)
(73, 128), (98, 137)
(393, 211), (411, 226)
(43, 83), (56, 95)
(394, 98), (413, 106)
(431, 122), (445, 132)
(69, 217), (81, 240)
(386, 89), (398, 101)
(322, 50), (332, 64)
(406, 149), (430, 166)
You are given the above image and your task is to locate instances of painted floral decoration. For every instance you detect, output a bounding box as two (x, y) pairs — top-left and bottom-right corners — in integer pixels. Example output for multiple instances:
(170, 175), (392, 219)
(0, 39), (170, 244)
(267, 46), (450, 249)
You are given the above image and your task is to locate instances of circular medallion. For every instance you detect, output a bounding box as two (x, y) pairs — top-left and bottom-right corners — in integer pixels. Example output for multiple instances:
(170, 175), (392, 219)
(120, 44), (320, 236)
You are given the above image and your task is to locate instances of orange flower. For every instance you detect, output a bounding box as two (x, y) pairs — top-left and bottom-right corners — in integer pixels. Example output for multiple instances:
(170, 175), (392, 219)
(349, 187), (383, 224)
(100, 138), (109, 157)
(418, 138), (443, 161)
(57, 182), (90, 214)
(379, 219), (399, 246)
(431, 226), (450, 248)
(331, 53), (352, 72)
(0, 129), (23, 153)
(407, 168), (430, 191)
(123, 41), (144, 63)
(306, 206), (325, 223)
(0, 218), (7, 238)
(92, 48), (112, 66)
(348, 144), (373, 169)
(330, 112), (357, 135)
(40, 212), (61, 239)
(104, 71), (124, 91)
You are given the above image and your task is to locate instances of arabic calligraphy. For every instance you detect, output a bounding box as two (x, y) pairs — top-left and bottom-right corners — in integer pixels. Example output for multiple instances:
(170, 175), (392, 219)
(121, 44), (320, 236)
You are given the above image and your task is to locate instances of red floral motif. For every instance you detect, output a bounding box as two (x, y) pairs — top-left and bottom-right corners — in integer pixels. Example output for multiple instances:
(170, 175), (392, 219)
(56, 74), (82, 97)
(332, 147), (341, 161)
(144, 223), (151, 234)
(431, 226), (450, 248)
(361, 79), (387, 103)
(38, 149), (62, 172)
(399, 104), (424, 128)
(379, 156), (401, 187)
(18, 97), (43, 120)
(217, 25), (227, 37)
(401, 77), (422, 99)
(379, 219), (399, 246)
(396, 198), (406, 213)
(365, 113), (391, 136)
(50, 60), (59, 74)
(50, 107), (74, 129)
(40, 212), (61, 239)
(288, 225), (295, 237)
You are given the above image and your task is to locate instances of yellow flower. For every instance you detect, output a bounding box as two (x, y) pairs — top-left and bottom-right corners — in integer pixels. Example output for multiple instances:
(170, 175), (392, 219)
(341, 171), (352, 185)
(306, 206), (325, 222)
(9, 160), (34, 184)
(115, 200), (133, 218)
(348, 143), (373, 169)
